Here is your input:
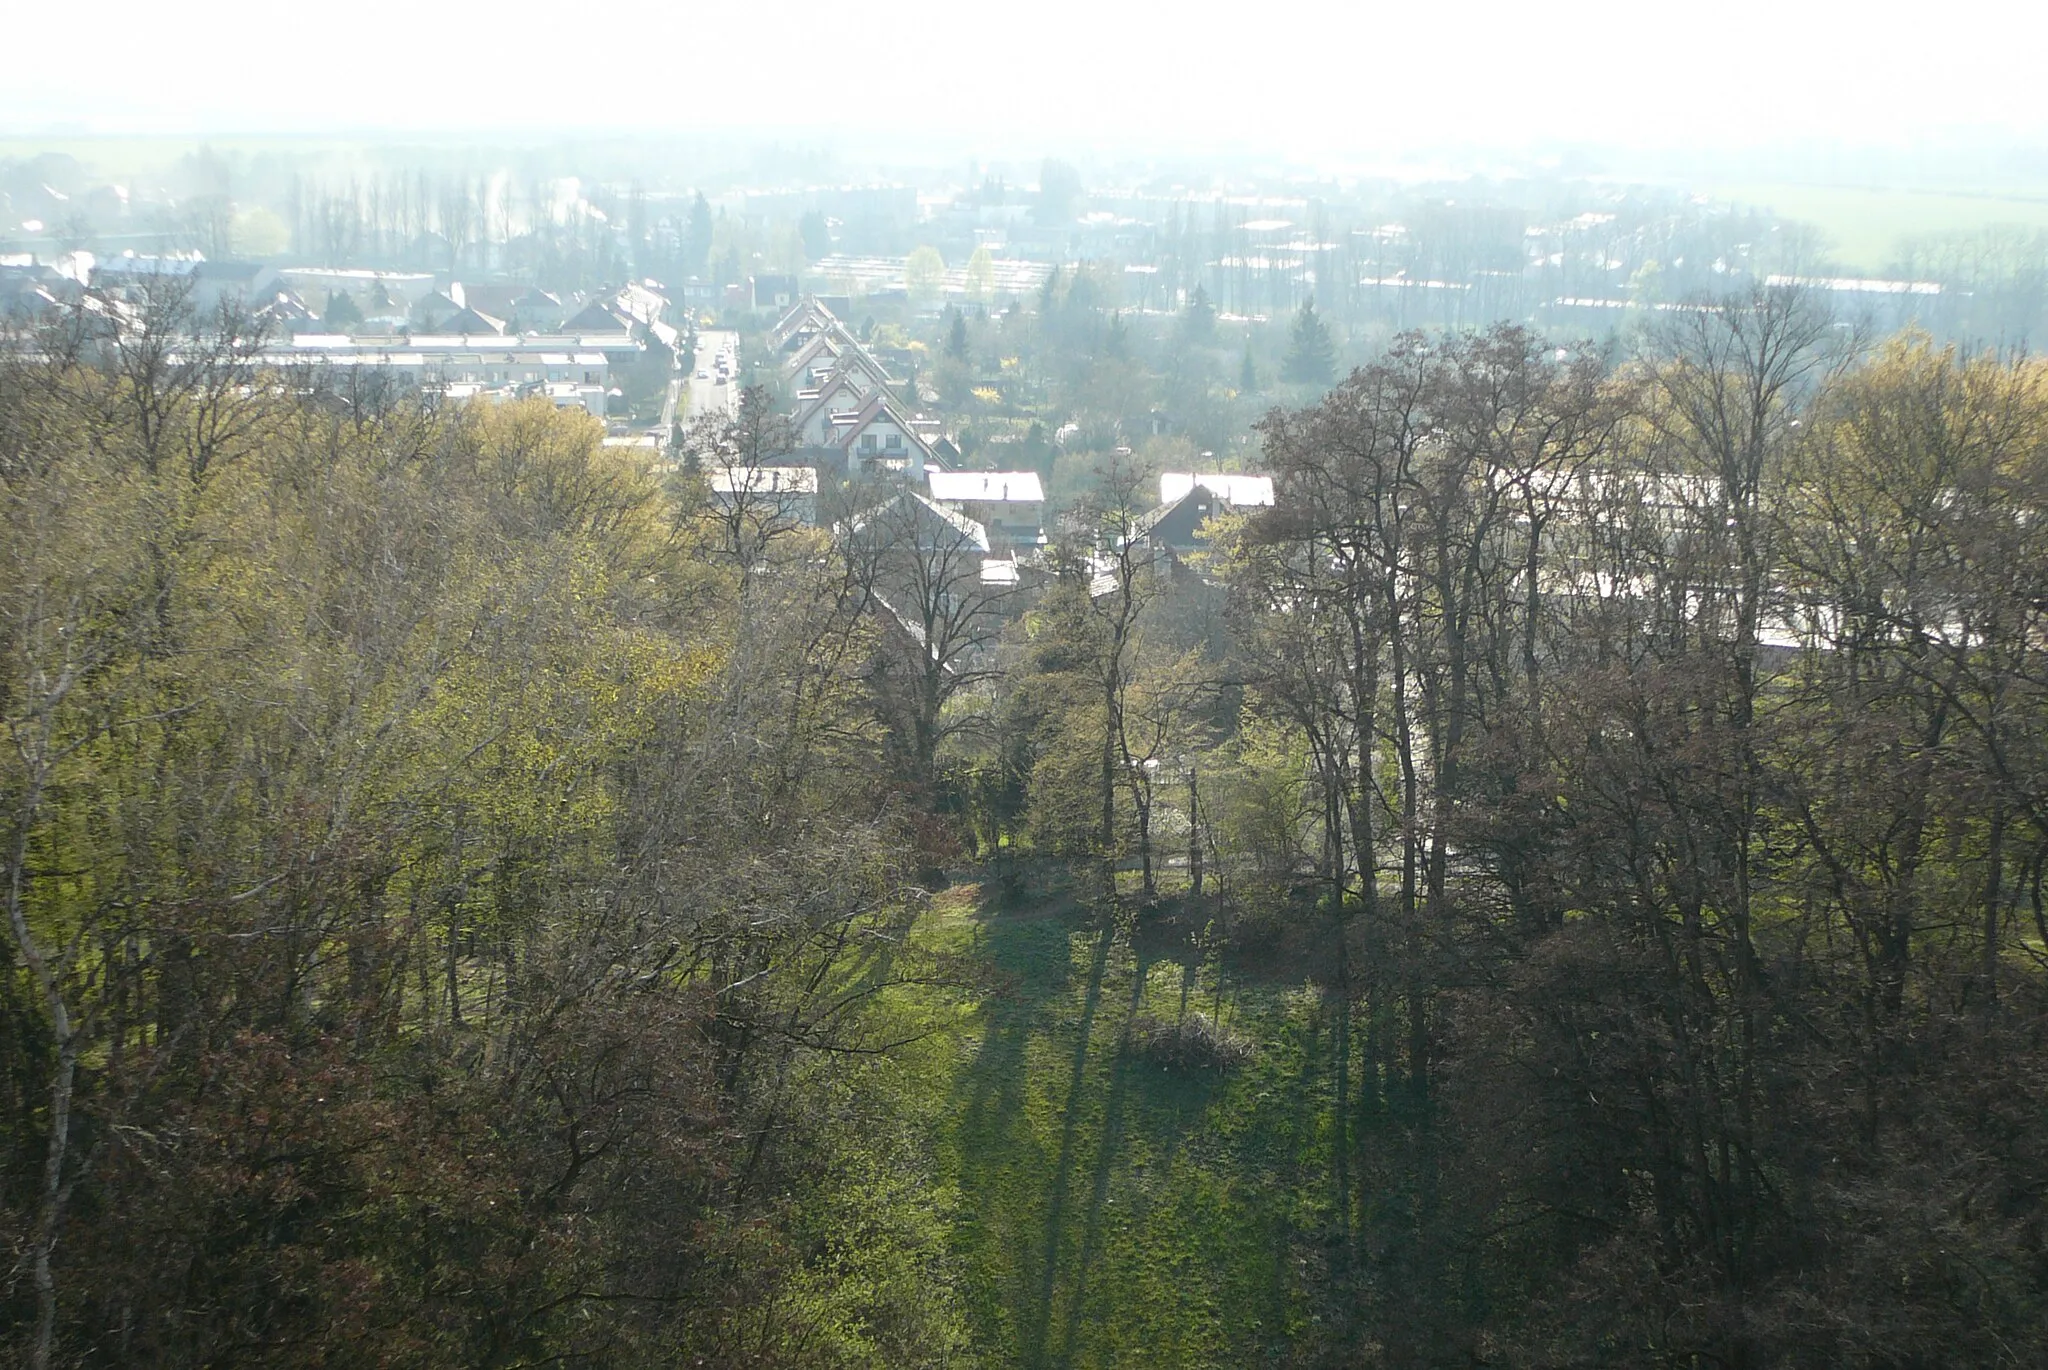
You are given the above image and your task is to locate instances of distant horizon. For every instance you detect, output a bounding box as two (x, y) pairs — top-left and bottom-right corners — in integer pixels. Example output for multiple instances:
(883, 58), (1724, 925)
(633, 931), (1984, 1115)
(9, 0), (2048, 163)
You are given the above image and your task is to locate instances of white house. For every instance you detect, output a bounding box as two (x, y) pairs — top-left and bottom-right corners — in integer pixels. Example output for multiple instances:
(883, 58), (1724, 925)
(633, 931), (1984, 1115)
(709, 464), (819, 526)
(793, 370), (875, 447)
(926, 470), (1046, 550)
(830, 393), (934, 473)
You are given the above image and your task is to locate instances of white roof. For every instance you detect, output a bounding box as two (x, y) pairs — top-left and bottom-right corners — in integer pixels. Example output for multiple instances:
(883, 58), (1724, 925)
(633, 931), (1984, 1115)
(928, 470), (1045, 503)
(1160, 472), (1275, 507)
(1765, 273), (1941, 296)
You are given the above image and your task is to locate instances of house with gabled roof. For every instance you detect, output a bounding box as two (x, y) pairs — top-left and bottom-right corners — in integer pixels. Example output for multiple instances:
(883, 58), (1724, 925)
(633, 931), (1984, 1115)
(792, 369), (877, 447)
(1128, 478), (1264, 555)
(829, 392), (934, 475)
(449, 282), (525, 321)
(250, 288), (319, 334)
(511, 287), (564, 331)
(783, 328), (848, 381)
(191, 260), (283, 310)
(790, 330), (897, 395)
(438, 305), (508, 336)
(411, 289), (463, 330)
(770, 294), (843, 351)
(845, 488), (990, 556)
(782, 315), (894, 382)
(828, 341), (896, 394)
(563, 297), (634, 332)
(613, 281), (669, 327)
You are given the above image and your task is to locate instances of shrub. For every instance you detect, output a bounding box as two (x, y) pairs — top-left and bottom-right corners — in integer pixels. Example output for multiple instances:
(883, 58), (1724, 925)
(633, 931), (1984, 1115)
(1130, 1011), (1253, 1072)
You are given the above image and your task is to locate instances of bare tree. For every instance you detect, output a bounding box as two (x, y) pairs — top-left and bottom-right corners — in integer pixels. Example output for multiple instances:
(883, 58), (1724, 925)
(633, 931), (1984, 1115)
(843, 484), (1013, 791)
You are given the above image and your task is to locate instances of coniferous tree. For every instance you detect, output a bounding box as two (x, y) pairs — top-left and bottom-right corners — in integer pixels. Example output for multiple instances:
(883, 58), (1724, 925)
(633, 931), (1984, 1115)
(1104, 311), (1129, 359)
(684, 191), (713, 275)
(321, 288), (363, 331)
(1181, 285), (1216, 343)
(1281, 297), (1335, 385)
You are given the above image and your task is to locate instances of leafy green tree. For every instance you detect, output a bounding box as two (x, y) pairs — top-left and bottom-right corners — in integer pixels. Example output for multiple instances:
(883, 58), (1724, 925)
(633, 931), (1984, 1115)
(966, 244), (996, 300)
(1240, 341), (1258, 393)
(0, 288), (970, 1368)
(906, 245), (946, 305)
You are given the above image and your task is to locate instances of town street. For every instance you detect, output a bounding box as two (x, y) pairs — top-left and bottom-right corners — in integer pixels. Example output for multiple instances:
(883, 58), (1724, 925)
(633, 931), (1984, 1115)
(688, 329), (740, 420)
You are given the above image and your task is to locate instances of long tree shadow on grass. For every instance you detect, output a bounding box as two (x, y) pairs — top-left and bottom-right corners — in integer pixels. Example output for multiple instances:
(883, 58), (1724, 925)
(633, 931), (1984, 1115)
(1021, 915), (1116, 1369)
(947, 881), (1100, 1364)
(1050, 936), (1144, 1367)
(949, 882), (1343, 1368)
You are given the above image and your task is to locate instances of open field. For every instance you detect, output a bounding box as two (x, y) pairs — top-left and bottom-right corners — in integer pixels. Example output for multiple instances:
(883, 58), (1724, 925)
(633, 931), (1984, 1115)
(1703, 180), (2048, 271)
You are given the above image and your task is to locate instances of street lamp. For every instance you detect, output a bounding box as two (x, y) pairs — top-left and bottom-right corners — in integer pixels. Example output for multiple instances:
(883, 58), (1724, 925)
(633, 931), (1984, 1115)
(1138, 758), (1161, 899)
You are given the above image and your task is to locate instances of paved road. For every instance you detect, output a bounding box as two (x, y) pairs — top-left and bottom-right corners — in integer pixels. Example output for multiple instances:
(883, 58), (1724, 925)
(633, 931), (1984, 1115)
(687, 329), (740, 422)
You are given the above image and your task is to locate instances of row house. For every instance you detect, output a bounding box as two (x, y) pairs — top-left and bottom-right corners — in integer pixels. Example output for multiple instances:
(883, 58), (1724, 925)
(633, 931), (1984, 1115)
(827, 392), (936, 474)
(770, 295), (840, 351)
(792, 367), (877, 446)
(774, 295), (898, 394)
(261, 333), (628, 417)
(784, 326), (894, 394)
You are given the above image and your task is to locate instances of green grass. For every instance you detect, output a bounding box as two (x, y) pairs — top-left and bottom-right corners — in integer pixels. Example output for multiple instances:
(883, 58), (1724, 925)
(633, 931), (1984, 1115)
(897, 881), (1352, 1368)
(1703, 181), (2048, 272)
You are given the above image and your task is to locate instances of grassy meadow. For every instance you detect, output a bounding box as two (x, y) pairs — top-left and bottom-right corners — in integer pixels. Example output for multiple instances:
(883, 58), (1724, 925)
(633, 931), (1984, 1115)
(882, 879), (1376, 1369)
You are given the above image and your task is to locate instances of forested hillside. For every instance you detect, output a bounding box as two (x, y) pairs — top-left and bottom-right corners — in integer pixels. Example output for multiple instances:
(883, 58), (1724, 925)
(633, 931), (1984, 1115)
(7, 285), (2048, 1367)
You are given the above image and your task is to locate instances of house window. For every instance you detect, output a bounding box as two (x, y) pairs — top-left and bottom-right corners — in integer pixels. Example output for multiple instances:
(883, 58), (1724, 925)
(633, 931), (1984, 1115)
(860, 433), (877, 453)
(885, 431), (903, 451)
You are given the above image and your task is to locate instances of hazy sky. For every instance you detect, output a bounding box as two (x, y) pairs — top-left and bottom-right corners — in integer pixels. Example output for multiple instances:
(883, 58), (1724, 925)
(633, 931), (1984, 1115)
(7, 0), (2044, 157)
